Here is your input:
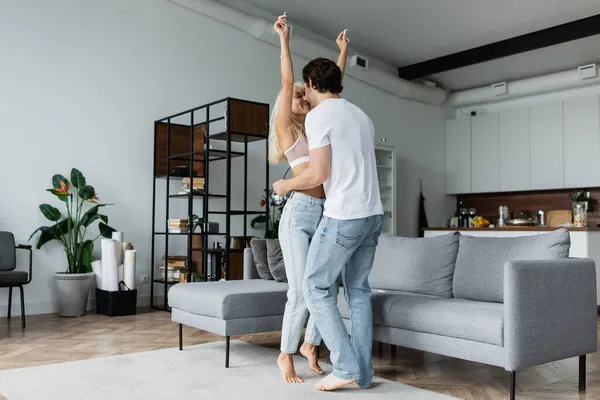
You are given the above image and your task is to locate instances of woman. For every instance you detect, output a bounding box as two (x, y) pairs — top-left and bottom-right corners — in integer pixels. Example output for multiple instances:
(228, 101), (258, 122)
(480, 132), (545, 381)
(270, 14), (348, 383)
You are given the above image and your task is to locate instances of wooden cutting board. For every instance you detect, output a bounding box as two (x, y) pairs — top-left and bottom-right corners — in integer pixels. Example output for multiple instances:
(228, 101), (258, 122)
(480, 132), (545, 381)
(546, 210), (572, 227)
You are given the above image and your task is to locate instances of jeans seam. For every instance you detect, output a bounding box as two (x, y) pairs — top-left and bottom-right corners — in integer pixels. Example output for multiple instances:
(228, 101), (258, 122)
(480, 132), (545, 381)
(281, 203), (301, 354)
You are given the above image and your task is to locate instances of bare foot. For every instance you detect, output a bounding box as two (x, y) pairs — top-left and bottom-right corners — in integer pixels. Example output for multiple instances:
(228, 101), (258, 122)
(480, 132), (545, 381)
(315, 373), (356, 391)
(299, 342), (323, 375)
(277, 353), (304, 383)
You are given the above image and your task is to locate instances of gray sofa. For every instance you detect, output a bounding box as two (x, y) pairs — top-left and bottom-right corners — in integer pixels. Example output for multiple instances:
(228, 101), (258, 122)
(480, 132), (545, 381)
(169, 228), (597, 399)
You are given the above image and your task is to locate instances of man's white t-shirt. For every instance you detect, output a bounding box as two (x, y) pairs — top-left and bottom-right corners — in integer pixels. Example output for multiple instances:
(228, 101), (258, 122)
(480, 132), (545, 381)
(305, 97), (383, 220)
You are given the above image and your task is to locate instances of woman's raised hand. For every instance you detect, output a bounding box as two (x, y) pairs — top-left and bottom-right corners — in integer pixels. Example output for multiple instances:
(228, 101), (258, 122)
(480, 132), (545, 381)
(336, 29), (349, 52)
(274, 15), (289, 39)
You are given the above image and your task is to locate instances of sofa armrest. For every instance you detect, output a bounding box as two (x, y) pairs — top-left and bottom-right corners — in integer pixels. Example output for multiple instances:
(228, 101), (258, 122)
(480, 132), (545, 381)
(243, 248), (260, 280)
(504, 258), (597, 371)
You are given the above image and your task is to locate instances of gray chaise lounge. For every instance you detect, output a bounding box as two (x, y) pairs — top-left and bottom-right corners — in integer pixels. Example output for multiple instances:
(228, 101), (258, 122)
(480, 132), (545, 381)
(168, 228), (597, 399)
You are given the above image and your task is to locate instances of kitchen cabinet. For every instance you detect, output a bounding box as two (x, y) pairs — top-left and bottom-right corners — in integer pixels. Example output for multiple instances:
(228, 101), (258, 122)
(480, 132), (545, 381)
(375, 145), (396, 235)
(563, 96), (600, 188)
(445, 118), (471, 194)
(499, 109), (530, 191)
(530, 102), (564, 190)
(471, 113), (500, 193)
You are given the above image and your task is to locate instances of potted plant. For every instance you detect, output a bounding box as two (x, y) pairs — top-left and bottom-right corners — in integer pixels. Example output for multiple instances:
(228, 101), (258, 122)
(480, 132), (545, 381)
(250, 189), (287, 239)
(29, 168), (116, 317)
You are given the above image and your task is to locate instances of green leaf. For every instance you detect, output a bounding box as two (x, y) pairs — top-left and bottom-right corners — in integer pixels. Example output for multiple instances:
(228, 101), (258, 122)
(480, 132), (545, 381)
(99, 222), (116, 238)
(55, 218), (74, 236)
(70, 168), (86, 189)
(78, 185), (95, 201)
(100, 215), (108, 224)
(79, 240), (94, 273)
(250, 215), (267, 228)
(52, 174), (69, 189)
(79, 205), (104, 227)
(39, 204), (61, 222)
(46, 188), (68, 203)
(83, 214), (101, 227)
(36, 230), (56, 249)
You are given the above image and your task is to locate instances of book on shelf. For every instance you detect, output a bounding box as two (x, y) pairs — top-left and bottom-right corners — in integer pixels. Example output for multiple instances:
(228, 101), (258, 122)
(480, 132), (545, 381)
(182, 177), (205, 185)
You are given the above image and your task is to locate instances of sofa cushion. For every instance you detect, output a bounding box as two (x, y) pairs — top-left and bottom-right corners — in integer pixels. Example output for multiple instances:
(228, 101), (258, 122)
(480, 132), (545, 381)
(369, 233), (459, 297)
(168, 280), (288, 319)
(453, 229), (570, 303)
(266, 239), (287, 282)
(337, 289), (441, 326)
(250, 239), (274, 280)
(387, 296), (504, 346)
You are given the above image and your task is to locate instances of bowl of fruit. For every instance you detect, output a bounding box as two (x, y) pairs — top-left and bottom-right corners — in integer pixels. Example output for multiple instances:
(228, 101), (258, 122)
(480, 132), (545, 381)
(472, 216), (491, 228)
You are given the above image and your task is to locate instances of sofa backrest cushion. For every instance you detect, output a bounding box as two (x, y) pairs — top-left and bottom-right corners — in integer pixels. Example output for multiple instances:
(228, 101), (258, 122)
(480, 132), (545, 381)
(452, 229), (570, 303)
(369, 232), (459, 297)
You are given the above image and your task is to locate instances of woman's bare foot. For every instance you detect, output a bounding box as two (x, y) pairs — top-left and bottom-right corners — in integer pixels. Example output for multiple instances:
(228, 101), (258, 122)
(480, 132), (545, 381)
(315, 373), (356, 391)
(277, 353), (304, 383)
(299, 342), (323, 375)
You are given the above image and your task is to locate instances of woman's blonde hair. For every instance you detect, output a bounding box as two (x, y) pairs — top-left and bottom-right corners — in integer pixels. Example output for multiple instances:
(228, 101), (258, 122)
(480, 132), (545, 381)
(268, 83), (307, 164)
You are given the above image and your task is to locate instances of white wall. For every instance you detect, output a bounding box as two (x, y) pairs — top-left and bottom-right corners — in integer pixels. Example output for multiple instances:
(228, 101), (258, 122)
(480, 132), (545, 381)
(0, 0), (449, 315)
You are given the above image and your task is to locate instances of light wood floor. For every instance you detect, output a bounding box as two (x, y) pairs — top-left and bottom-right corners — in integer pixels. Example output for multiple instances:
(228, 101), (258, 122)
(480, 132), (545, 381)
(0, 310), (598, 400)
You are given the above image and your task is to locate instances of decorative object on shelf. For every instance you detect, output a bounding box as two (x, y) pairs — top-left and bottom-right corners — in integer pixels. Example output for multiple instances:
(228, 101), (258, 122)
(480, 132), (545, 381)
(575, 204), (587, 227)
(168, 218), (190, 233)
(180, 177), (205, 194)
(251, 167), (291, 239)
(29, 168), (117, 317)
(190, 214), (219, 234)
(171, 165), (190, 177)
(570, 191), (595, 222)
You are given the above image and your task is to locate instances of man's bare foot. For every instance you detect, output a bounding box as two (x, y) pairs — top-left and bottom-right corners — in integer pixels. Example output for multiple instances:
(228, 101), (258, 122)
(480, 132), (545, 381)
(315, 373), (356, 391)
(299, 342), (323, 375)
(277, 353), (304, 383)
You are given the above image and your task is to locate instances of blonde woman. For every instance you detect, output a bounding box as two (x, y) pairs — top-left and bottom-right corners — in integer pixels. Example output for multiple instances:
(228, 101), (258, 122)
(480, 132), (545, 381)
(271, 14), (348, 383)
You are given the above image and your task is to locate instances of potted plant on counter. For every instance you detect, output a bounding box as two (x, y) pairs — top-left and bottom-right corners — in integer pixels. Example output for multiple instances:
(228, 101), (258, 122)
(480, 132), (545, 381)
(29, 168), (116, 317)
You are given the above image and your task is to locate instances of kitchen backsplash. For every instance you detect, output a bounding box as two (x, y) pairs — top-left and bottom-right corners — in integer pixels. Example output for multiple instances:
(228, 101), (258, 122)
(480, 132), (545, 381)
(456, 187), (600, 227)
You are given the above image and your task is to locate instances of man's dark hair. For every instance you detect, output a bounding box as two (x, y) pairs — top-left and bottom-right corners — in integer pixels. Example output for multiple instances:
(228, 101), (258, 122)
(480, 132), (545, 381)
(302, 58), (343, 94)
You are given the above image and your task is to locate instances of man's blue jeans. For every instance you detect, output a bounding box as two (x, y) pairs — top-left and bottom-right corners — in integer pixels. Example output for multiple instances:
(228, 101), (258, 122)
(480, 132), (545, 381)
(303, 214), (383, 388)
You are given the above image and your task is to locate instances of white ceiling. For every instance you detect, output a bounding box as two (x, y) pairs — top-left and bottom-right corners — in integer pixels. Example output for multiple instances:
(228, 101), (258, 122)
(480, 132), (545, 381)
(216, 0), (600, 91)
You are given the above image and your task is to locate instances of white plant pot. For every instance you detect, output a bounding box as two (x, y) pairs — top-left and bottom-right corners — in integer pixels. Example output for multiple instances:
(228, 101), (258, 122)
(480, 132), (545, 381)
(54, 272), (95, 317)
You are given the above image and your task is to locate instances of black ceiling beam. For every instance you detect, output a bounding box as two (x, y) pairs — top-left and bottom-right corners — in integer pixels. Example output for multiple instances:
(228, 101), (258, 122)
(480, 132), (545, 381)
(397, 13), (600, 81)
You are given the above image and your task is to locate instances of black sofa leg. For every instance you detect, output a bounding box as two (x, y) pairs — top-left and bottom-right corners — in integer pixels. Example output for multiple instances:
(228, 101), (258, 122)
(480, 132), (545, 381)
(7, 287), (12, 319)
(19, 286), (25, 328)
(391, 344), (397, 359)
(580, 354), (586, 391)
(509, 371), (516, 400)
(178, 324), (182, 351)
(225, 336), (230, 368)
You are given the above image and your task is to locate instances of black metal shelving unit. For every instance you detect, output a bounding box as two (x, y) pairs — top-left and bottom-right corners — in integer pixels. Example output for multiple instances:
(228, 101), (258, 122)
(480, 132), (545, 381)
(150, 97), (269, 311)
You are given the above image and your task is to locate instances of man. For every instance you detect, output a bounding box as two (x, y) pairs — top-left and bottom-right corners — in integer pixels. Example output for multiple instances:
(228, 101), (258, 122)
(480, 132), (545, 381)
(273, 57), (383, 391)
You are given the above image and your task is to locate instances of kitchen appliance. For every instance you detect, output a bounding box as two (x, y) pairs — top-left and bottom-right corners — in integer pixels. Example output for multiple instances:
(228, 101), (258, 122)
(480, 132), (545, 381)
(505, 211), (537, 227)
(498, 205), (509, 227)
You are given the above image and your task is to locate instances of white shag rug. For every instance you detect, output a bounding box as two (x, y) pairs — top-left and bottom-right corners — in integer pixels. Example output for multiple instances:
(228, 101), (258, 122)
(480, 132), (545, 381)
(0, 340), (459, 400)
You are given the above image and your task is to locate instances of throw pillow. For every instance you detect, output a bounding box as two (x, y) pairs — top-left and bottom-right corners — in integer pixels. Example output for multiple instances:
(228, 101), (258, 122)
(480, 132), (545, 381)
(453, 228), (570, 303)
(369, 232), (459, 297)
(266, 239), (287, 282)
(250, 239), (273, 280)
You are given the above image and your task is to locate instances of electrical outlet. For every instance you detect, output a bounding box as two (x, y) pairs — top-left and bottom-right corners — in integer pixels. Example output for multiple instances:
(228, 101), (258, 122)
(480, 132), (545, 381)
(141, 275), (150, 284)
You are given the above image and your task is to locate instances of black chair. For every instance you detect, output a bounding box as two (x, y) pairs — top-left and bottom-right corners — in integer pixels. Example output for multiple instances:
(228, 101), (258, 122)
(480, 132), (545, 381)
(0, 232), (32, 328)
